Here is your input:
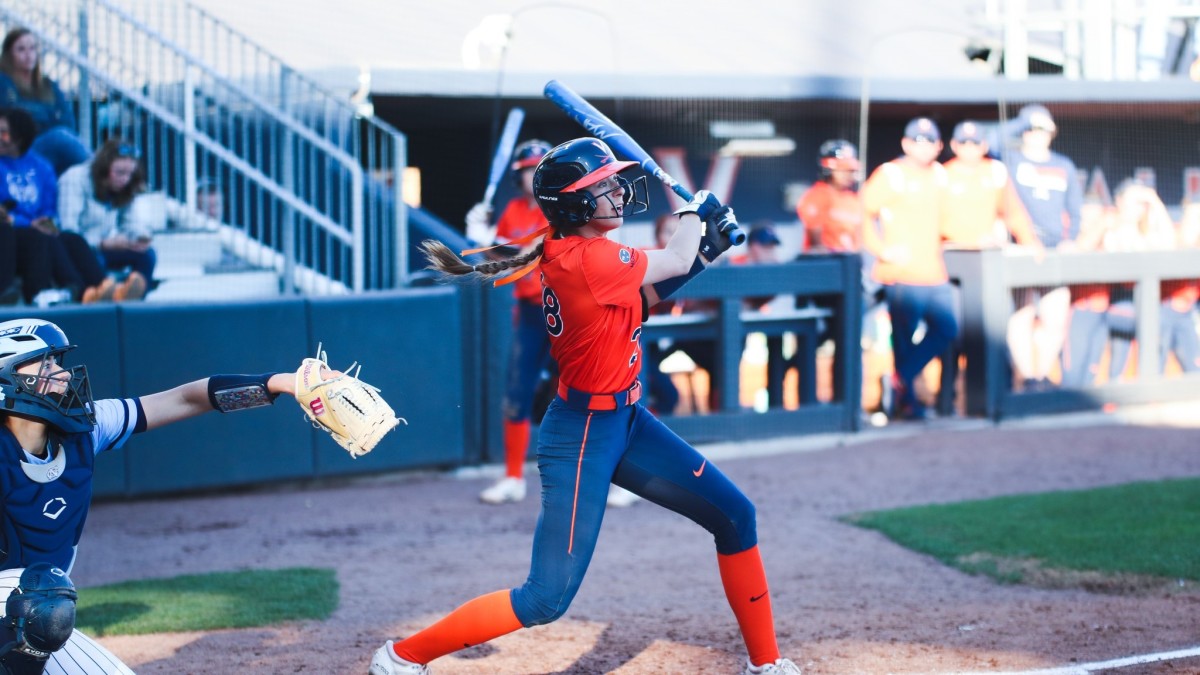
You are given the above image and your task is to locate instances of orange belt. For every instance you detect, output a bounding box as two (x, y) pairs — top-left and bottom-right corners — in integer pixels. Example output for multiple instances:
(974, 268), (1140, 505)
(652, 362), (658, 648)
(557, 380), (642, 411)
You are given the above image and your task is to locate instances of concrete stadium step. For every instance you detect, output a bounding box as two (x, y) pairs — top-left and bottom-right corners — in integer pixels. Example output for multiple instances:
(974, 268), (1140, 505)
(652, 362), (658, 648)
(145, 270), (281, 303)
(153, 230), (226, 269)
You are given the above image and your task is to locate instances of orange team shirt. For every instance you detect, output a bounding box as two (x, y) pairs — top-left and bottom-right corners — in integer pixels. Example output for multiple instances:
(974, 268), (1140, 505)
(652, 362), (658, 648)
(860, 159), (949, 286)
(539, 235), (648, 395)
(495, 196), (549, 302)
(1163, 278), (1200, 312)
(942, 157), (1038, 246)
(795, 181), (863, 252)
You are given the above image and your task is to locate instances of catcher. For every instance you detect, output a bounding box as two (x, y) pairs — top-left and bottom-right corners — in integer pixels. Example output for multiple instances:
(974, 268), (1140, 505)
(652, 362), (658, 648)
(0, 318), (400, 674)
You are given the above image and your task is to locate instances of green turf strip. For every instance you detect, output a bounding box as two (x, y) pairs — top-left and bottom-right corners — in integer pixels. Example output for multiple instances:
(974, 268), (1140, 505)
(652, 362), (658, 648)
(845, 478), (1200, 587)
(76, 567), (337, 636)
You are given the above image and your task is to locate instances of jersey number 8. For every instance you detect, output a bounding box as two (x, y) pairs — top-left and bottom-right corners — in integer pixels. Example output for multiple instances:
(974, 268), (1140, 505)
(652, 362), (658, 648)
(543, 287), (563, 337)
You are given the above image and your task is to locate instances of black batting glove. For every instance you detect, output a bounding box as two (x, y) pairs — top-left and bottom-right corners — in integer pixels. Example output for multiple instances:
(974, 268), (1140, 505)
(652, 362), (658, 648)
(698, 205), (740, 263)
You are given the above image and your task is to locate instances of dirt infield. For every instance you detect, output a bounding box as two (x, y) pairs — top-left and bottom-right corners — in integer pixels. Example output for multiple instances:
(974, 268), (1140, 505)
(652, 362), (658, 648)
(76, 407), (1200, 674)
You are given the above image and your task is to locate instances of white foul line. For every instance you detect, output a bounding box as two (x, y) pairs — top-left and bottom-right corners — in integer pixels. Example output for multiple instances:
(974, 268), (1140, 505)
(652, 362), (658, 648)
(952, 645), (1200, 675)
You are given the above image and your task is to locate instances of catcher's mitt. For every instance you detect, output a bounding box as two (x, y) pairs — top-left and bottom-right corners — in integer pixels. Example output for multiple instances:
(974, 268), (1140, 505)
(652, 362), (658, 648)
(295, 346), (405, 458)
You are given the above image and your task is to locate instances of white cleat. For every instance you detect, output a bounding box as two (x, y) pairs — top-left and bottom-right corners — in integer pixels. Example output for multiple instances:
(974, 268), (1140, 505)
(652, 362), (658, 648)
(369, 640), (431, 675)
(744, 657), (803, 675)
(479, 477), (526, 504)
(606, 485), (642, 508)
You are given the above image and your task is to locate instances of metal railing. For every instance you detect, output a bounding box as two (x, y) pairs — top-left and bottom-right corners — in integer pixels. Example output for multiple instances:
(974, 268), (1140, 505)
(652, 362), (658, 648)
(946, 248), (1200, 420)
(3, 0), (408, 293)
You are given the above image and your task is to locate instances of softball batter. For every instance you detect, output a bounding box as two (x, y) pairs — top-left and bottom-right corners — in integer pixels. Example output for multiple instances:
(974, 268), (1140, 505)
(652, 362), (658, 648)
(371, 138), (801, 675)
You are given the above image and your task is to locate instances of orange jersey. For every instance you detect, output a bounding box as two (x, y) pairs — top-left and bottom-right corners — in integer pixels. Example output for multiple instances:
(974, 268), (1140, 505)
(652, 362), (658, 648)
(495, 196), (549, 302)
(860, 159), (949, 286)
(942, 157), (1038, 246)
(795, 181), (863, 253)
(1071, 284), (1110, 312)
(1163, 279), (1200, 312)
(540, 235), (647, 394)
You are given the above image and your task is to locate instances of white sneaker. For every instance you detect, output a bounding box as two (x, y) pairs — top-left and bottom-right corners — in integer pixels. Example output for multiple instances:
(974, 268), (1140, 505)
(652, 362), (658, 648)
(744, 657), (802, 675)
(479, 477), (526, 504)
(606, 485), (641, 508)
(369, 640), (431, 675)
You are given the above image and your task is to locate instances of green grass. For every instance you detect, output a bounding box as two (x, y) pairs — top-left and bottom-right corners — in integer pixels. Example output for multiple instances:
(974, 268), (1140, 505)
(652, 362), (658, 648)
(76, 567), (338, 636)
(845, 478), (1200, 590)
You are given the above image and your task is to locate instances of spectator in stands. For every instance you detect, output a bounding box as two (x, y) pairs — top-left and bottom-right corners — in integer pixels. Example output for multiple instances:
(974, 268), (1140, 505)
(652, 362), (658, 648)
(1006, 104), (1082, 392)
(0, 28), (90, 176)
(1058, 195), (1111, 388)
(58, 138), (160, 301)
(196, 178), (223, 221)
(861, 117), (958, 421)
(0, 107), (112, 305)
(1162, 196), (1200, 372)
(1062, 179), (1176, 387)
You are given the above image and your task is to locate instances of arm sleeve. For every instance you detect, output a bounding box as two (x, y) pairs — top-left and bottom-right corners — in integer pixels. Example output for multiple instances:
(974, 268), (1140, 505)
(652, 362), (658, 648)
(88, 398), (144, 457)
(582, 239), (647, 308)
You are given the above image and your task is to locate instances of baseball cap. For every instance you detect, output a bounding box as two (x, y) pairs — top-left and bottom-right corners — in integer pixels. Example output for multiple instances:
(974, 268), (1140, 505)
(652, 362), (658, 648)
(904, 117), (941, 143)
(952, 121), (987, 144)
(1019, 104), (1057, 133)
(747, 223), (781, 247)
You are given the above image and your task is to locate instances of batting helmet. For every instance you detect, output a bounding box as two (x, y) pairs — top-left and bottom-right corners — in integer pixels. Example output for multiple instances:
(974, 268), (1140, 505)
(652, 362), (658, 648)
(532, 138), (649, 228)
(818, 139), (859, 180)
(511, 139), (552, 171)
(0, 563), (78, 668)
(0, 319), (95, 434)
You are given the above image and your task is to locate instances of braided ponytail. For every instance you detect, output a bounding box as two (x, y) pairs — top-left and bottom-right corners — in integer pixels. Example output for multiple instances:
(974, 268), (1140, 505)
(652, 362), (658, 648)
(420, 239), (546, 286)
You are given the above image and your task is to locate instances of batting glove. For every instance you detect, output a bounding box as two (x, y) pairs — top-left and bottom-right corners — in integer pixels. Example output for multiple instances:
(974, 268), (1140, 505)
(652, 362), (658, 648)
(465, 202), (495, 244)
(673, 189), (723, 223)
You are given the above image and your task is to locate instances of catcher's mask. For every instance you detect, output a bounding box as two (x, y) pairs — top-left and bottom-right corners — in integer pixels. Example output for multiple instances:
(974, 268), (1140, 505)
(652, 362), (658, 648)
(532, 138), (649, 228)
(0, 319), (95, 434)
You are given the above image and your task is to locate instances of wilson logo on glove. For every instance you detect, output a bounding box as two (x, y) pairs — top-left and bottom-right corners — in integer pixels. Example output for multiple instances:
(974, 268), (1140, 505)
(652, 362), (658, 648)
(295, 344), (405, 458)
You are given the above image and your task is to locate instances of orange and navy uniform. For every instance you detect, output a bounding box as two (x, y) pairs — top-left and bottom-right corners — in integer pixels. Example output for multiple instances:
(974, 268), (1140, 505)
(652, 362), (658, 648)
(540, 235), (646, 394)
(942, 157), (1039, 247)
(795, 181), (863, 253)
(392, 231), (783, 667)
(860, 159), (949, 286)
(495, 196), (549, 303)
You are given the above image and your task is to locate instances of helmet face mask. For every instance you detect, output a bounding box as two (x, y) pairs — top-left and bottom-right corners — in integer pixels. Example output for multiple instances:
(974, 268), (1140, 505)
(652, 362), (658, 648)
(0, 320), (95, 433)
(533, 138), (649, 228)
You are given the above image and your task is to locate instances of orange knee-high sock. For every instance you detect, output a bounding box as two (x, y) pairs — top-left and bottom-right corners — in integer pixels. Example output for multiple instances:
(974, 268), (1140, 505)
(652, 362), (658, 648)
(503, 419), (530, 479)
(718, 545), (780, 667)
(393, 590), (524, 664)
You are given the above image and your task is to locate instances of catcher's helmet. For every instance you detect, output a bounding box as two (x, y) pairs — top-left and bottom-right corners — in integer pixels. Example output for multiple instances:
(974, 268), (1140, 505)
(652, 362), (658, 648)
(532, 138), (649, 228)
(818, 139), (859, 180)
(0, 319), (95, 434)
(511, 139), (552, 171)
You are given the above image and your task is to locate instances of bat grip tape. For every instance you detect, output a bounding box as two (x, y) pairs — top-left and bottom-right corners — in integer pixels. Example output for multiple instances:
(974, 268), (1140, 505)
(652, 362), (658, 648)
(208, 373), (280, 413)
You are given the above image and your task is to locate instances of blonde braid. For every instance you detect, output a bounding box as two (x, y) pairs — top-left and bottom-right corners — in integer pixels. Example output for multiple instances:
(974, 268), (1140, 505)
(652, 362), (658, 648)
(420, 239), (545, 285)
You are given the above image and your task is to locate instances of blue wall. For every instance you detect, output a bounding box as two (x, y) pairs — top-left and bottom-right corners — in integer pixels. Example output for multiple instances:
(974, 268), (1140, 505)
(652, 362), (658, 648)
(0, 288), (464, 498)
